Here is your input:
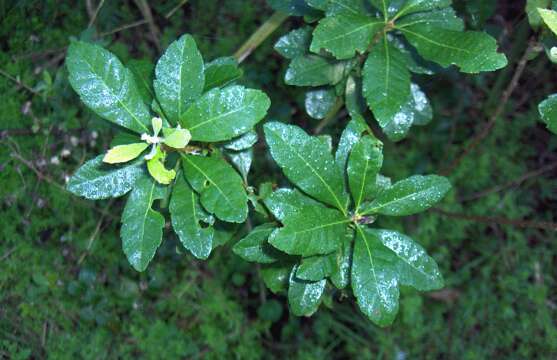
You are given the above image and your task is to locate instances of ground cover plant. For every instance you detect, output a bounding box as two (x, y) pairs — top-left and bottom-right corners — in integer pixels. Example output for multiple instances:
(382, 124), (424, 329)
(1, 0), (556, 358)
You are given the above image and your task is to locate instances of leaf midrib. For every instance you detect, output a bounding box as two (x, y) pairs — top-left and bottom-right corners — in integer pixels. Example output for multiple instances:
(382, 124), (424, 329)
(362, 185), (435, 215)
(398, 27), (472, 54)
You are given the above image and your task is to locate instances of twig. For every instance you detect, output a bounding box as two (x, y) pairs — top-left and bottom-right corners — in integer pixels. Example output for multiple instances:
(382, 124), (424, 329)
(165, 0), (189, 19)
(134, 0), (162, 51)
(441, 38), (537, 176)
(314, 98), (345, 135)
(0, 247), (18, 262)
(87, 0), (106, 28)
(459, 161), (557, 202)
(98, 19), (149, 37)
(78, 200), (114, 265)
(431, 208), (557, 231)
(233, 11), (289, 64)
(0, 68), (39, 95)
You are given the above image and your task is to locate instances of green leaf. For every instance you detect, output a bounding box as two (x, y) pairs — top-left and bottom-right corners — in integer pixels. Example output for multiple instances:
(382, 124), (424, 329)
(264, 188), (322, 221)
(538, 8), (557, 35)
(539, 94), (557, 134)
(103, 143), (148, 164)
(305, 88), (338, 119)
(526, 0), (550, 27)
(345, 76), (367, 117)
(328, 0), (370, 16)
(267, 0), (316, 16)
(351, 225), (399, 326)
(397, 8), (464, 31)
(226, 148), (253, 181)
(363, 37), (412, 135)
(297, 253), (336, 281)
(361, 175), (451, 216)
(285, 55), (354, 86)
(233, 223), (281, 264)
(274, 27), (312, 59)
(203, 57), (243, 91)
(269, 205), (349, 256)
(330, 229), (354, 289)
(335, 115), (370, 175)
(121, 176), (166, 272)
(372, 229), (444, 290)
(180, 85), (270, 142)
(154, 34), (205, 124)
(170, 174), (214, 260)
(399, 24), (508, 73)
(223, 130), (258, 151)
(181, 153), (248, 223)
(310, 14), (384, 60)
(128, 59), (155, 105)
(67, 155), (144, 200)
(262, 262), (293, 294)
(264, 122), (349, 212)
(395, 0), (452, 18)
(66, 41), (151, 134)
(347, 135), (384, 210)
(288, 265), (326, 316)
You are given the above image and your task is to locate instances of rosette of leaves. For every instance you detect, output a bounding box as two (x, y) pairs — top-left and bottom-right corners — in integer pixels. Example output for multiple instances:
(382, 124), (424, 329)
(233, 117), (451, 326)
(65, 34), (270, 271)
(271, 0), (508, 141)
(535, 5), (557, 134)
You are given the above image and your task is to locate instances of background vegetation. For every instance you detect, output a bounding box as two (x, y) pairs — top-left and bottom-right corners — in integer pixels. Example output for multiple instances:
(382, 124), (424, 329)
(1, 0), (556, 358)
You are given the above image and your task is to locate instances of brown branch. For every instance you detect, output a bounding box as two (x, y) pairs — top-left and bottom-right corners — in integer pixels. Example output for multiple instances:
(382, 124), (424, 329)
(459, 161), (557, 202)
(87, 0), (106, 28)
(98, 19), (149, 37)
(133, 0), (161, 52)
(165, 0), (189, 19)
(0, 68), (39, 95)
(431, 208), (557, 231)
(441, 38), (537, 176)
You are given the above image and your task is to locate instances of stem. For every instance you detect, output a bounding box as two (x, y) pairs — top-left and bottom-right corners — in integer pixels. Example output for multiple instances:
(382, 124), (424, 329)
(314, 98), (345, 135)
(165, 0), (189, 19)
(233, 11), (289, 64)
(0, 69), (39, 95)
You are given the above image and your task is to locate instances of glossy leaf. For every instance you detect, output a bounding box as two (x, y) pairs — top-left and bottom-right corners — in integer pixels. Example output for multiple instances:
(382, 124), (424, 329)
(274, 27), (312, 59)
(297, 253), (336, 281)
(305, 88), (337, 119)
(264, 122), (349, 211)
(103, 143), (148, 164)
(262, 262), (293, 294)
(347, 135), (384, 209)
(154, 34), (205, 124)
(181, 153), (248, 223)
(128, 59), (155, 105)
(330, 229), (354, 289)
(233, 223), (280, 264)
(363, 37), (412, 136)
(539, 94), (557, 134)
(226, 148), (253, 181)
(539, 8), (557, 35)
(180, 85), (270, 142)
(285, 55), (353, 87)
(269, 205), (349, 256)
(146, 147), (176, 185)
(162, 127), (191, 148)
(395, 0), (452, 18)
(311, 14), (384, 60)
(288, 265), (326, 316)
(67, 155), (144, 200)
(66, 41), (151, 134)
(170, 174), (214, 260)
(335, 115), (370, 175)
(361, 175), (451, 216)
(397, 8), (464, 31)
(121, 176), (166, 272)
(223, 131), (258, 151)
(204, 57), (243, 91)
(400, 24), (508, 73)
(264, 188), (322, 222)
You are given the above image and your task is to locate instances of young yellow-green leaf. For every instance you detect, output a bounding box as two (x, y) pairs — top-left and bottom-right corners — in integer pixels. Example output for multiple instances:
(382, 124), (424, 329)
(399, 24), (508, 73)
(162, 127), (191, 148)
(347, 135), (384, 210)
(310, 14), (384, 60)
(146, 147), (176, 185)
(154, 34), (205, 124)
(181, 153), (248, 223)
(305, 88), (338, 120)
(67, 155), (145, 200)
(203, 57), (243, 91)
(264, 188), (322, 222)
(373, 229), (444, 291)
(103, 142), (149, 164)
(121, 176), (166, 272)
(274, 27), (312, 59)
(363, 37), (412, 136)
(288, 265), (326, 316)
(351, 226), (399, 327)
(66, 41), (151, 134)
(170, 174), (214, 260)
(285, 55), (354, 87)
(361, 175), (451, 216)
(539, 94), (557, 134)
(538, 8), (557, 35)
(526, 0), (551, 27)
(128, 59), (155, 106)
(152, 117), (163, 137)
(180, 85), (270, 142)
(264, 122), (349, 212)
(233, 223), (281, 264)
(296, 253), (336, 281)
(395, 0), (452, 18)
(269, 206), (349, 256)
